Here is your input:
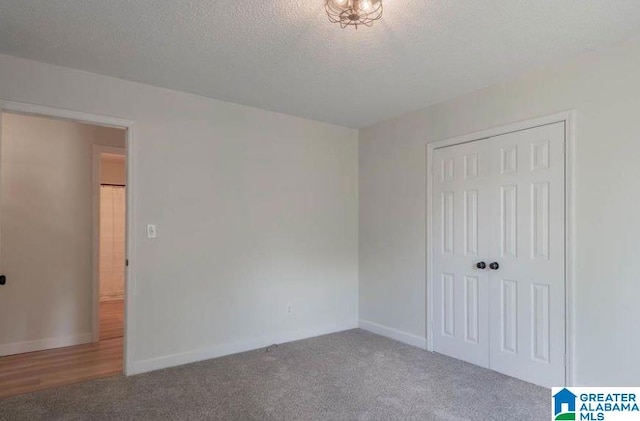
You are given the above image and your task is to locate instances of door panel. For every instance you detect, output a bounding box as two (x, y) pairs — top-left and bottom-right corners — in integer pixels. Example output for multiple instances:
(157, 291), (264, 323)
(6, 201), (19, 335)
(433, 140), (490, 367)
(487, 122), (565, 387)
(432, 122), (565, 388)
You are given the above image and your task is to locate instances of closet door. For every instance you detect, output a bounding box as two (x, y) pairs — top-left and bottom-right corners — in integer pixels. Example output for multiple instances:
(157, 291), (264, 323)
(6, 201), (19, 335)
(487, 122), (565, 387)
(432, 139), (491, 367)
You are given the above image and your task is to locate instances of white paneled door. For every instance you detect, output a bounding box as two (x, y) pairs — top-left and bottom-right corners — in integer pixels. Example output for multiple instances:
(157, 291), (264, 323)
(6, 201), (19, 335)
(432, 122), (565, 387)
(433, 139), (491, 368)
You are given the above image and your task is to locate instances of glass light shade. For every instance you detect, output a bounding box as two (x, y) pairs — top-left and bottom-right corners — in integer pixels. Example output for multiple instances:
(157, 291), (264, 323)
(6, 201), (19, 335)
(325, 0), (383, 29)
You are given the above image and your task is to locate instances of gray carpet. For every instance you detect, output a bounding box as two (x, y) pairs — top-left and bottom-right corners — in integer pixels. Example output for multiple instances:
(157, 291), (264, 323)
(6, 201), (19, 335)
(0, 329), (550, 420)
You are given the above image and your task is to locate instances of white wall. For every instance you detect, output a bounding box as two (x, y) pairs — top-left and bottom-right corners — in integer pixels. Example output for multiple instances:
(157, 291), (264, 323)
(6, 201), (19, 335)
(0, 53), (359, 372)
(0, 113), (125, 355)
(359, 34), (640, 386)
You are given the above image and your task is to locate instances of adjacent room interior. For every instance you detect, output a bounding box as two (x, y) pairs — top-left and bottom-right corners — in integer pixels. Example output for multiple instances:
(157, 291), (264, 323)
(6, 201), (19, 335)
(0, 1), (639, 419)
(0, 113), (127, 398)
(98, 151), (126, 340)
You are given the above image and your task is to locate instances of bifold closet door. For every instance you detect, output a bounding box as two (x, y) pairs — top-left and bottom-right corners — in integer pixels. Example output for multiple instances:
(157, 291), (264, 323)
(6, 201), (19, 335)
(487, 122), (565, 387)
(432, 139), (491, 368)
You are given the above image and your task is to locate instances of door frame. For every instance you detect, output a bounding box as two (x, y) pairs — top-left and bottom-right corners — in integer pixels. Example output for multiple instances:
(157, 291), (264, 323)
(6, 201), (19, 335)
(92, 145), (126, 342)
(0, 99), (137, 376)
(425, 110), (576, 386)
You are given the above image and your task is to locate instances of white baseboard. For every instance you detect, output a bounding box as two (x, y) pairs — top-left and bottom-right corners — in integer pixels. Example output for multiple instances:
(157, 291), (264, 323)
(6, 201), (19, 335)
(0, 333), (93, 357)
(131, 319), (358, 375)
(359, 319), (427, 349)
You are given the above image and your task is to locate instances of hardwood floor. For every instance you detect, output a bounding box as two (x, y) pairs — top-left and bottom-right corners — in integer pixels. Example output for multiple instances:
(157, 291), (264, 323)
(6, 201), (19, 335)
(0, 299), (124, 399)
(100, 300), (125, 341)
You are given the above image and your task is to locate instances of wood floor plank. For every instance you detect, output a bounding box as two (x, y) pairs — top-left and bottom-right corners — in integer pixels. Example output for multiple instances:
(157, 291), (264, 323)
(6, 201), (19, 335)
(100, 300), (125, 340)
(0, 300), (124, 398)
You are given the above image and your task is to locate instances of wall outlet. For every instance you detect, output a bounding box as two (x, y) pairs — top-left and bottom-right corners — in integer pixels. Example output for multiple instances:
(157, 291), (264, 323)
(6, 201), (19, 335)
(286, 305), (294, 315)
(146, 224), (157, 239)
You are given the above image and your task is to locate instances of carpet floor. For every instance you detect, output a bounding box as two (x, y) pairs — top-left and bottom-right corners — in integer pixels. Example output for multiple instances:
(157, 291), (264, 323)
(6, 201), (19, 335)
(0, 329), (550, 420)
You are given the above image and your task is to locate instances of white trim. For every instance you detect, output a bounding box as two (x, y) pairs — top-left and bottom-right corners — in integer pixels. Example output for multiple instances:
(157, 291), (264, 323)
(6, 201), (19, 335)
(425, 146), (434, 353)
(0, 100), (133, 129)
(132, 320), (358, 374)
(92, 145), (126, 342)
(124, 124), (136, 376)
(0, 333), (93, 357)
(359, 320), (427, 349)
(425, 110), (576, 386)
(0, 100), (137, 376)
(564, 112), (577, 387)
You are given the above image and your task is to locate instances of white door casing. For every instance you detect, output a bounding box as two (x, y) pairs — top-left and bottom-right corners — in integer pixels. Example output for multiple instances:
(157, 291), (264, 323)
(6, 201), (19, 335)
(431, 121), (566, 388)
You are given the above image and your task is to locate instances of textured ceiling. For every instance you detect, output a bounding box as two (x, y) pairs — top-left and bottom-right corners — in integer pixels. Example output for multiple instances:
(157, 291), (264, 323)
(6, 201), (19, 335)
(1, 1), (640, 128)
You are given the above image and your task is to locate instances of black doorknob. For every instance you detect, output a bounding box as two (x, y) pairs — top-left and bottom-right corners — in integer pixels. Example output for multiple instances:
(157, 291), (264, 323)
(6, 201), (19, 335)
(0, 275), (6, 285)
(476, 262), (487, 269)
(489, 262), (500, 270)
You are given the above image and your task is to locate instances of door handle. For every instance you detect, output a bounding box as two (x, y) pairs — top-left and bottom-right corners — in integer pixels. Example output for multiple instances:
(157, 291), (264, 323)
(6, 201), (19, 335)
(489, 262), (500, 270)
(0, 275), (5, 285)
(476, 262), (487, 269)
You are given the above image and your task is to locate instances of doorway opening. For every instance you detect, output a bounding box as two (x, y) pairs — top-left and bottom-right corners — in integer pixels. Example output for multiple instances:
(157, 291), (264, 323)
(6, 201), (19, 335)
(0, 110), (128, 398)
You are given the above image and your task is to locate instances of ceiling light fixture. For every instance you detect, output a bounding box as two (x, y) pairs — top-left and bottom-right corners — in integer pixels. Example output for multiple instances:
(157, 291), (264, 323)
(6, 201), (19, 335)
(325, 0), (383, 29)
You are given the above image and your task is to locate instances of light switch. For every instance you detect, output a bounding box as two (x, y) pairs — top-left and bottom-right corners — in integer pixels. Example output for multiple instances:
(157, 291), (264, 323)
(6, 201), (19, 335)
(146, 224), (157, 239)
